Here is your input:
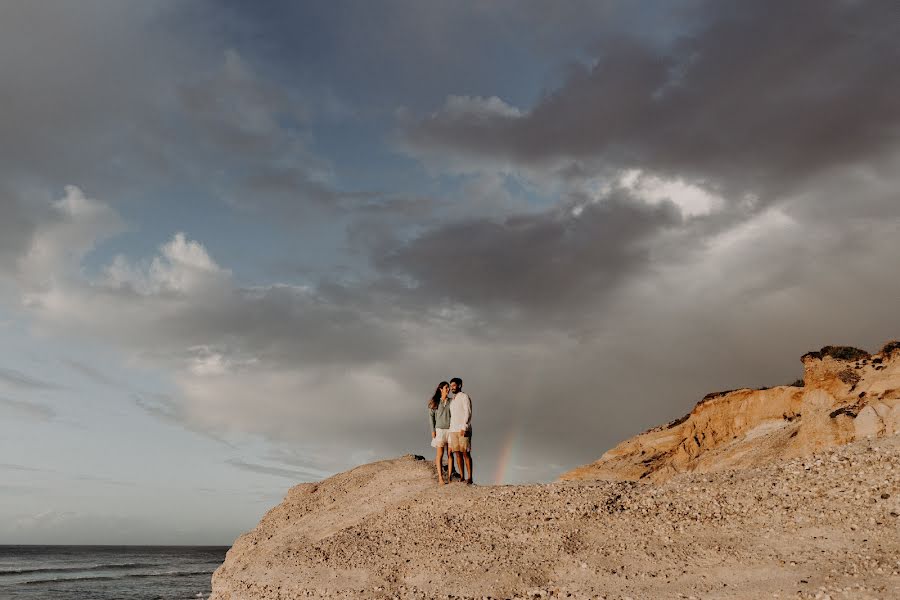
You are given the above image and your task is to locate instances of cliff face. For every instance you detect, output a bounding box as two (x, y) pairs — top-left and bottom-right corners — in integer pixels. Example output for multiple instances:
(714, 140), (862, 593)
(209, 436), (900, 600)
(208, 341), (900, 600)
(560, 342), (900, 482)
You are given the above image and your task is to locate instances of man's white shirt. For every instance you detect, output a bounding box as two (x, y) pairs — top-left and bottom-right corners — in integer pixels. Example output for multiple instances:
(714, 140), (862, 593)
(448, 392), (472, 433)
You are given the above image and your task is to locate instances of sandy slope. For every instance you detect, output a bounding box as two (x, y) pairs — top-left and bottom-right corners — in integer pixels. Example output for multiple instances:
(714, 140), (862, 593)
(210, 433), (899, 600)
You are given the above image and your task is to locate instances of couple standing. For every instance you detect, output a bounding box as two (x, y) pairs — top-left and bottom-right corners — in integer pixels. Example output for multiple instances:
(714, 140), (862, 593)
(428, 377), (473, 485)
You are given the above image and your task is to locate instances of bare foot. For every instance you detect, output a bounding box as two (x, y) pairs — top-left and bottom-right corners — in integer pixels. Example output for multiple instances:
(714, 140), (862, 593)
(438, 478), (445, 485)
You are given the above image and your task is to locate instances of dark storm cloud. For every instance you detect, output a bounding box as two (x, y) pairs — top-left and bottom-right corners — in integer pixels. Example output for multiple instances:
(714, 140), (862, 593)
(401, 0), (900, 197)
(3, 0), (899, 494)
(0, 188), (38, 275)
(376, 191), (682, 321)
(169, 49), (353, 218)
(0, 1), (349, 231)
(174, 49), (309, 153)
(103, 283), (408, 370)
(219, 1), (691, 113)
(0, 1), (197, 191)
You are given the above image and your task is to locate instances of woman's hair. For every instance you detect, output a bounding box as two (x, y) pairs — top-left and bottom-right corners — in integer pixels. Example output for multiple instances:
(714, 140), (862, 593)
(429, 381), (449, 410)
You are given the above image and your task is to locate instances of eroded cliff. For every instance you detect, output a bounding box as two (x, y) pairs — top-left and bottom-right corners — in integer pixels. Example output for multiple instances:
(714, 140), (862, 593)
(209, 341), (900, 600)
(210, 437), (900, 600)
(560, 341), (900, 482)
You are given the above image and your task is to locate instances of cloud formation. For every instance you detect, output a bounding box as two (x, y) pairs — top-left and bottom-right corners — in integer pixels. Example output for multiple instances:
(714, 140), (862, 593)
(2, 0), (899, 501)
(376, 191), (683, 323)
(400, 0), (900, 199)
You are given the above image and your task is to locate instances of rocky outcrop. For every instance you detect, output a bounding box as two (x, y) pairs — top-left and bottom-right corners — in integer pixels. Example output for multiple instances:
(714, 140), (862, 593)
(209, 436), (900, 600)
(208, 340), (900, 600)
(560, 341), (900, 482)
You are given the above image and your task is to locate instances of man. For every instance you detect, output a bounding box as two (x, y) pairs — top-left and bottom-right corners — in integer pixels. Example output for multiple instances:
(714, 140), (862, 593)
(448, 377), (473, 484)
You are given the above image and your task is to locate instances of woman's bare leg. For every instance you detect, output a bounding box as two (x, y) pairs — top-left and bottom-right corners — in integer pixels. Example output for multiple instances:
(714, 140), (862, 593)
(435, 446), (446, 484)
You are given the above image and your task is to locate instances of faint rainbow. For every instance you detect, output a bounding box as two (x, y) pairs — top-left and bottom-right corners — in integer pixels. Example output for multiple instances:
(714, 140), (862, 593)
(491, 358), (544, 484)
(493, 426), (520, 485)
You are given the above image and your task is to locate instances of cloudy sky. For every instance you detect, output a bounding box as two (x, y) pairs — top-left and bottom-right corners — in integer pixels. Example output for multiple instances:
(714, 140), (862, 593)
(1, 0), (899, 545)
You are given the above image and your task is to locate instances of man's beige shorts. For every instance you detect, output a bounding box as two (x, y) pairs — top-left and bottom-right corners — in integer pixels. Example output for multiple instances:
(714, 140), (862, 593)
(449, 431), (471, 452)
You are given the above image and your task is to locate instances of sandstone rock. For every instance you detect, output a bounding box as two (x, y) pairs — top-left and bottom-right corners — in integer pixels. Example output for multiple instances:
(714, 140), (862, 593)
(208, 341), (900, 600)
(560, 341), (900, 483)
(209, 435), (900, 600)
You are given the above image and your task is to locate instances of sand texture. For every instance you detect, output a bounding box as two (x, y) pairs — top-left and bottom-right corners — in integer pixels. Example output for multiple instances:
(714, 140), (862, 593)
(210, 343), (900, 599)
(210, 435), (899, 599)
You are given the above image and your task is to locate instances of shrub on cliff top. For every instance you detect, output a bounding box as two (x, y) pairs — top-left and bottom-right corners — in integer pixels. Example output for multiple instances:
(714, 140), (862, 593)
(801, 345), (870, 362)
(880, 340), (900, 356)
(702, 389), (736, 401)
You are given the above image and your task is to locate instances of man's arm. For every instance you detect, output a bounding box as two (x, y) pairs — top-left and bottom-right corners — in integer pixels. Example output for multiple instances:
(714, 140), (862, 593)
(463, 394), (472, 433)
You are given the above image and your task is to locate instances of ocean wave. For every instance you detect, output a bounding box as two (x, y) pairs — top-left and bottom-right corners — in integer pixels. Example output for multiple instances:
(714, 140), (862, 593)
(22, 570), (213, 585)
(0, 562), (152, 576)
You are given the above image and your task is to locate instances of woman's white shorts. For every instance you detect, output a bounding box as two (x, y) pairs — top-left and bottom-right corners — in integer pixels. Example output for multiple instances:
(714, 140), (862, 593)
(431, 428), (450, 448)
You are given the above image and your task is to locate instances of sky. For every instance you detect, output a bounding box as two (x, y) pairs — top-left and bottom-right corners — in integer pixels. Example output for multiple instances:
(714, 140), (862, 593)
(1, 0), (899, 545)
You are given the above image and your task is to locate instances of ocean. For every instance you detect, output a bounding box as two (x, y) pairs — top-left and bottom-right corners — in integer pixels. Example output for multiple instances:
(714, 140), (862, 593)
(0, 545), (228, 600)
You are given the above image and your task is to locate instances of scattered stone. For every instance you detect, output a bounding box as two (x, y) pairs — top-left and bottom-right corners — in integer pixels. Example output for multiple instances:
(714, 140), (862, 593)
(209, 342), (900, 600)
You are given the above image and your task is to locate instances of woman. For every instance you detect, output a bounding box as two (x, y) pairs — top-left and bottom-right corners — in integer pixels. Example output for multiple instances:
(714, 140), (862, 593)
(429, 381), (452, 484)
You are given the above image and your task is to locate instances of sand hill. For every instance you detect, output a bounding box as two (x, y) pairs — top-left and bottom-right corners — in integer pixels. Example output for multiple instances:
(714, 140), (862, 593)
(209, 342), (900, 600)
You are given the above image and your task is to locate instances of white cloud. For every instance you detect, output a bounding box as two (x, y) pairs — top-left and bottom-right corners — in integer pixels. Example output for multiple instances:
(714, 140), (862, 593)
(17, 186), (124, 288)
(9, 188), (427, 470)
(16, 189), (228, 347)
(106, 232), (231, 296)
(174, 358), (415, 436)
(619, 169), (723, 217)
(18, 190), (231, 347)
(186, 345), (258, 377)
(439, 95), (523, 120)
(395, 95), (535, 177)
(7, 156), (900, 490)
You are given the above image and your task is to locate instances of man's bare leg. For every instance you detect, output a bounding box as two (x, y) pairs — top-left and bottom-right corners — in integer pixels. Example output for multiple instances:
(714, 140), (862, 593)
(454, 451), (467, 482)
(463, 451), (473, 484)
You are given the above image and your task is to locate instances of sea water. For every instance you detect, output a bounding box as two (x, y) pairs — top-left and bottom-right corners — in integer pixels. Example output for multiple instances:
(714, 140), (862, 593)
(0, 545), (228, 600)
